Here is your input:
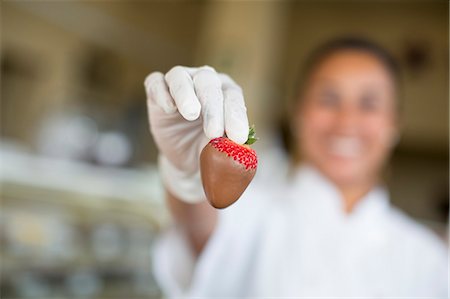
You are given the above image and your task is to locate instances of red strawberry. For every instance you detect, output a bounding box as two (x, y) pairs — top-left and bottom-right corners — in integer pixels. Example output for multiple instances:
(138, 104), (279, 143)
(200, 127), (258, 209)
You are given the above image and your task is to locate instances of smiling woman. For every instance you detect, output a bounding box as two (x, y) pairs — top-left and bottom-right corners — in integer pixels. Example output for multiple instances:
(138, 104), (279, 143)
(294, 38), (400, 212)
(146, 36), (447, 297)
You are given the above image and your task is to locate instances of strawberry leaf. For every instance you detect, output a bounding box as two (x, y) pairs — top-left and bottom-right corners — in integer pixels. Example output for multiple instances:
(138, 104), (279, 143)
(245, 125), (258, 145)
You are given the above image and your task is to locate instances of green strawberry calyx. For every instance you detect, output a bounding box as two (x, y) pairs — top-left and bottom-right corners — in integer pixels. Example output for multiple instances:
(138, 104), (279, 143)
(245, 125), (258, 145)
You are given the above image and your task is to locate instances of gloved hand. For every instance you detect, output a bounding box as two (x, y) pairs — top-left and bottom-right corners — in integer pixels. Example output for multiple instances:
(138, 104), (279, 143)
(144, 66), (249, 203)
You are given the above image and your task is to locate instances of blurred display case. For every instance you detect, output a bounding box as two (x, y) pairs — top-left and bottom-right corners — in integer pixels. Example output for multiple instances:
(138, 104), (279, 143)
(1, 142), (167, 299)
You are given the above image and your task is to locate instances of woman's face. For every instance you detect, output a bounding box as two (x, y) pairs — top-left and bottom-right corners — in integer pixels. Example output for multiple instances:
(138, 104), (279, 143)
(297, 50), (398, 187)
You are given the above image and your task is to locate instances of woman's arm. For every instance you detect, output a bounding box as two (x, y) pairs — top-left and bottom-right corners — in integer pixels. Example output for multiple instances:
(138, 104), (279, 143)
(166, 190), (218, 256)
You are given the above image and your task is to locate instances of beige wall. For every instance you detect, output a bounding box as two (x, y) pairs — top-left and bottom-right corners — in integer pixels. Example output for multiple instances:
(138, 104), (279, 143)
(193, 1), (289, 130)
(2, 1), (204, 146)
(3, 1), (448, 152)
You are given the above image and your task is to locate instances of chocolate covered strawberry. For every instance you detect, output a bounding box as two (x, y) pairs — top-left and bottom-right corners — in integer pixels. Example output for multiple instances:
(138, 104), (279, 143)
(200, 127), (258, 209)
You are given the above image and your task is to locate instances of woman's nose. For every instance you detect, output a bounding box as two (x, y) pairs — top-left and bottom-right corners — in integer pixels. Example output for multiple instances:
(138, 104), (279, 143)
(334, 105), (360, 134)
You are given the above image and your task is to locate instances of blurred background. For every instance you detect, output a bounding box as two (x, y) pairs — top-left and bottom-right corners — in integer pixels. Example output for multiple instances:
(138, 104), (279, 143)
(1, 1), (448, 298)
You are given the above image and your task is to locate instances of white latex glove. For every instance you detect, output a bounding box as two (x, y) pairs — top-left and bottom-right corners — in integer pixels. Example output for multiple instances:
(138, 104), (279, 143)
(144, 66), (249, 203)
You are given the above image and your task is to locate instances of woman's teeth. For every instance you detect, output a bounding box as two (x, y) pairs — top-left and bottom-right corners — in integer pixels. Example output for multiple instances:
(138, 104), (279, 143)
(328, 137), (362, 158)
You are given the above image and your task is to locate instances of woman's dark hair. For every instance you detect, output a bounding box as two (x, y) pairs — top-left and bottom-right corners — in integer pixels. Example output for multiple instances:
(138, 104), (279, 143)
(295, 36), (401, 101)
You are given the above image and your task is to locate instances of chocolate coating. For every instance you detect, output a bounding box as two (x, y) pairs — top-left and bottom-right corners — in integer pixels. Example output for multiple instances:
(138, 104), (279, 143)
(200, 143), (256, 209)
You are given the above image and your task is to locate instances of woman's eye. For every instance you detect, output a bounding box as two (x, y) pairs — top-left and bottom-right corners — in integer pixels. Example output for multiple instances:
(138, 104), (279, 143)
(318, 92), (339, 107)
(360, 95), (379, 112)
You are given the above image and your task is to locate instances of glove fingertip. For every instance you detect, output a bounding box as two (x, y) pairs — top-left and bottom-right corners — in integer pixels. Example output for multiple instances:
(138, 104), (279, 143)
(204, 121), (224, 140)
(227, 127), (249, 145)
(180, 101), (201, 121)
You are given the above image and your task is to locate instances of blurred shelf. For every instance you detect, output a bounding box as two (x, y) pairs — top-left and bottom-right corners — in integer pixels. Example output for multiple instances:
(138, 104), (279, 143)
(0, 142), (165, 298)
(0, 141), (169, 227)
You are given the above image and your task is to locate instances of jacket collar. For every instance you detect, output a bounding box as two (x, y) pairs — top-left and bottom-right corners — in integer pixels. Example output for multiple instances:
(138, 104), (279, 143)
(288, 163), (390, 222)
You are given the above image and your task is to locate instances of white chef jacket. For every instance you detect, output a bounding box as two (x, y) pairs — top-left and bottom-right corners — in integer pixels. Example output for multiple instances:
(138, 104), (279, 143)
(152, 164), (448, 298)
